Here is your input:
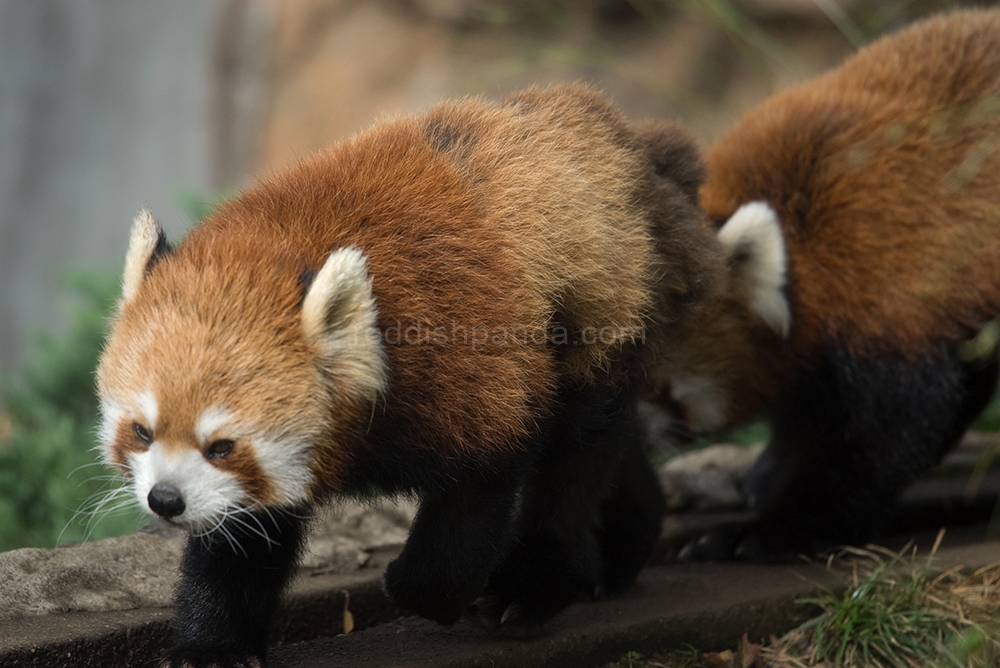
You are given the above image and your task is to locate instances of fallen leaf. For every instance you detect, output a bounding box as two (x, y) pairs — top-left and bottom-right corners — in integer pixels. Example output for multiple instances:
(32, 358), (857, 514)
(703, 649), (737, 668)
(343, 608), (355, 634)
(741, 633), (762, 667)
(341, 588), (354, 634)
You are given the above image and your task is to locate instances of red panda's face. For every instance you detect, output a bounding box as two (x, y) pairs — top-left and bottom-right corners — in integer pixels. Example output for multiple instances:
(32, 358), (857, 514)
(97, 333), (326, 533)
(96, 210), (386, 534)
(655, 201), (792, 433)
(96, 270), (329, 534)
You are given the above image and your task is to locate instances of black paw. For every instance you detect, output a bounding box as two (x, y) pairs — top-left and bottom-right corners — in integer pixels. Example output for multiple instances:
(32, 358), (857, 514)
(677, 522), (746, 562)
(467, 574), (599, 636)
(469, 535), (601, 633)
(595, 441), (666, 596)
(466, 595), (548, 637)
(383, 554), (481, 625)
(678, 522), (831, 563)
(160, 645), (264, 668)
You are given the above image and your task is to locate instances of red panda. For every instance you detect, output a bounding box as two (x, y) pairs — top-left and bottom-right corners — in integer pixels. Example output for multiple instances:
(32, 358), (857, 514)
(96, 84), (719, 666)
(653, 9), (1000, 561)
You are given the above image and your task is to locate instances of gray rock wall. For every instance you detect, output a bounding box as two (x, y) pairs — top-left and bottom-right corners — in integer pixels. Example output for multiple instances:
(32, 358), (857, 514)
(0, 0), (224, 374)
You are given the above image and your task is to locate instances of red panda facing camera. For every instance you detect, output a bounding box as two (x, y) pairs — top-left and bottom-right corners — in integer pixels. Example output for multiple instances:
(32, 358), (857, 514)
(653, 9), (1000, 562)
(96, 84), (720, 667)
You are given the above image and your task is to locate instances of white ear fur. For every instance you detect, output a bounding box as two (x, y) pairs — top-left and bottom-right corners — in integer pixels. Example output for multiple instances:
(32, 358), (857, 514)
(121, 208), (164, 307)
(718, 201), (791, 338)
(302, 247), (387, 400)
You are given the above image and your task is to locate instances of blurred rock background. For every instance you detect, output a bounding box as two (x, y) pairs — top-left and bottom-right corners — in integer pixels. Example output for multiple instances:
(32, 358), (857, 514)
(1, 0), (970, 375)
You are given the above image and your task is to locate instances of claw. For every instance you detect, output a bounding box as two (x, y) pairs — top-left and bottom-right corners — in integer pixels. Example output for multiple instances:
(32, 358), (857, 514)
(677, 541), (698, 562)
(500, 603), (522, 626)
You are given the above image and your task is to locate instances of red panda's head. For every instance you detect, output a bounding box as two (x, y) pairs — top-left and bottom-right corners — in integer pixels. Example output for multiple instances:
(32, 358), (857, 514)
(654, 201), (792, 434)
(95, 209), (386, 534)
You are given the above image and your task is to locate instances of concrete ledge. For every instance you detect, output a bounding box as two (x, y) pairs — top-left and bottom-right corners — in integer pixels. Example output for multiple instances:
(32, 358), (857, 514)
(271, 561), (844, 668)
(0, 563), (400, 668)
(0, 607), (172, 668)
(273, 528), (1000, 668)
(1, 466), (996, 667)
(3, 532), (999, 668)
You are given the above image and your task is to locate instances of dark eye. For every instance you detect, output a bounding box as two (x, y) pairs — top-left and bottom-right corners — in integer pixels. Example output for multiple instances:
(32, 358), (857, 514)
(205, 439), (235, 460)
(133, 422), (152, 444)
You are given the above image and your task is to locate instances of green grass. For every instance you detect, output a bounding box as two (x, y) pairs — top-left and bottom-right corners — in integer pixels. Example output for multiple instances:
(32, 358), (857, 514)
(607, 540), (1000, 668)
(798, 549), (969, 666)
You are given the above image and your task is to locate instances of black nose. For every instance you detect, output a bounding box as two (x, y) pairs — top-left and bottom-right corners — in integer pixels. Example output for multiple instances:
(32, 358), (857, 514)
(147, 482), (186, 518)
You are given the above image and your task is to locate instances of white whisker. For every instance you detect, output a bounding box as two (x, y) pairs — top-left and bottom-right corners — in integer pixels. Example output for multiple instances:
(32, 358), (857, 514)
(230, 508), (278, 549)
(58, 481), (140, 546)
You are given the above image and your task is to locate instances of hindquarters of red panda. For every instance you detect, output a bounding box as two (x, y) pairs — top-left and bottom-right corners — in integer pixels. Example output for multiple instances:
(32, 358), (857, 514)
(654, 9), (1000, 561)
(96, 84), (716, 665)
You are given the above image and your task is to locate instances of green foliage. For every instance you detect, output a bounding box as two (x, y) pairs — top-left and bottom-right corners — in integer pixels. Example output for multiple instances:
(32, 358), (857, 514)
(0, 271), (141, 550)
(176, 189), (224, 224)
(608, 546), (1000, 667)
(794, 544), (1000, 667)
(724, 420), (770, 447)
(971, 389), (1000, 433)
(677, 420), (770, 459)
(0, 195), (222, 551)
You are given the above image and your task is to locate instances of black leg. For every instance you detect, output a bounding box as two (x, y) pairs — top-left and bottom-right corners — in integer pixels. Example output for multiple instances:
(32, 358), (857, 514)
(596, 437), (666, 596)
(382, 480), (521, 625)
(162, 510), (307, 668)
(476, 378), (659, 631)
(692, 346), (987, 562)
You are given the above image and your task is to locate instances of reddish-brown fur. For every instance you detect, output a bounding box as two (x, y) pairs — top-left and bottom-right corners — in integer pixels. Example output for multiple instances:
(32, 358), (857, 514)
(97, 84), (723, 662)
(99, 82), (716, 502)
(648, 9), (1000, 563)
(663, 9), (1000, 425)
(704, 8), (1000, 356)
(95, 83), (724, 658)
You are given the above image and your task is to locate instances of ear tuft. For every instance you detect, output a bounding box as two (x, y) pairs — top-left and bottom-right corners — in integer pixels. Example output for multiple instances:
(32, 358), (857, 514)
(121, 208), (169, 307)
(302, 248), (387, 401)
(718, 201), (791, 338)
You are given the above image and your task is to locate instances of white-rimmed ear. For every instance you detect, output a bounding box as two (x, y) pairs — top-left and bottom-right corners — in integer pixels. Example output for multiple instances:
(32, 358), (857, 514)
(718, 201), (791, 338)
(120, 208), (169, 307)
(302, 247), (387, 401)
